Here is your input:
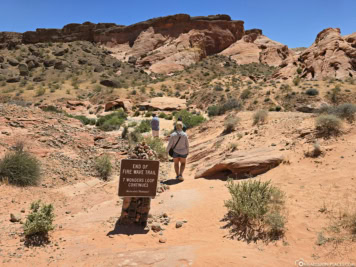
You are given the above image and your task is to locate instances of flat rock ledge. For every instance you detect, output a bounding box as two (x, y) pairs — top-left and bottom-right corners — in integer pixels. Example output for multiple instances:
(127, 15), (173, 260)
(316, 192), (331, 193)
(194, 147), (284, 179)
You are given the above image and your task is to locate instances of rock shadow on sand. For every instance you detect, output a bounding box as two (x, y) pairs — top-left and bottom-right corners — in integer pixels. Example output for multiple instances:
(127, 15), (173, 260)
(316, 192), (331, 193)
(107, 219), (149, 236)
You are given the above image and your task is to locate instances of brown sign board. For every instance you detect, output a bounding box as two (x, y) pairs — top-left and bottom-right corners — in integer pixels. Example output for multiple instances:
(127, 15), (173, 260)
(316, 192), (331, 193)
(118, 159), (160, 197)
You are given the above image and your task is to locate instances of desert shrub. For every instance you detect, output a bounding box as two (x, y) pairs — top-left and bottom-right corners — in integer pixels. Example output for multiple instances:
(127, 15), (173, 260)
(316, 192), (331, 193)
(253, 110), (268, 125)
(24, 200), (55, 237)
(293, 76), (301, 86)
(95, 154), (112, 180)
(223, 115), (240, 134)
(67, 114), (96, 125)
(306, 88), (319, 96)
(144, 137), (167, 161)
(145, 111), (152, 117)
(208, 99), (242, 117)
(133, 110), (140, 117)
(35, 87), (46, 97)
(135, 119), (151, 133)
(41, 105), (62, 113)
(224, 179), (286, 242)
(316, 114), (342, 136)
(159, 112), (166, 119)
(166, 114), (173, 120)
(240, 89), (251, 99)
(0, 149), (41, 186)
(96, 109), (127, 131)
(208, 105), (220, 117)
(305, 141), (322, 158)
(121, 126), (128, 139)
(174, 110), (205, 129)
(330, 86), (341, 103)
(128, 131), (143, 144)
(334, 103), (356, 122)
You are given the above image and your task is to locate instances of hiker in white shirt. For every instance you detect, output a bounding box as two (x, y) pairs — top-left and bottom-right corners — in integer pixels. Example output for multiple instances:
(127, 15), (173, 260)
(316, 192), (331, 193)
(166, 122), (189, 181)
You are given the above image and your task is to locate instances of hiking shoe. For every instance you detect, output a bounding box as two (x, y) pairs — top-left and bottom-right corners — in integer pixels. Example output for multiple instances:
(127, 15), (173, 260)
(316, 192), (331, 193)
(178, 175), (184, 181)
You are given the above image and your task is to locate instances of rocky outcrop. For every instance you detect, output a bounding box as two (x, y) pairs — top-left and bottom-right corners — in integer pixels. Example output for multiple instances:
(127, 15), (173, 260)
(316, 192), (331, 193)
(275, 28), (356, 80)
(104, 99), (133, 112)
(195, 147), (284, 179)
(0, 14), (244, 74)
(220, 29), (296, 66)
(0, 32), (22, 49)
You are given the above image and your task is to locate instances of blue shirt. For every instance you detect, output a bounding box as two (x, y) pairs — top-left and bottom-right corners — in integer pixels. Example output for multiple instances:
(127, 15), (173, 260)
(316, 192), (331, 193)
(151, 117), (160, 130)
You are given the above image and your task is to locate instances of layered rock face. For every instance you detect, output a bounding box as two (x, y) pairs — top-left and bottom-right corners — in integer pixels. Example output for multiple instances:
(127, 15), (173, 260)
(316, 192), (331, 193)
(0, 14), (244, 74)
(219, 29), (296, 67)
(275, 28), (356, 80)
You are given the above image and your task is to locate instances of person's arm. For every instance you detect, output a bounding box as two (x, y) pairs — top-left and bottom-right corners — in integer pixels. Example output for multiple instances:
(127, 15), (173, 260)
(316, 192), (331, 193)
(166, 136), (174, 153)
(185, 135), (189, 155)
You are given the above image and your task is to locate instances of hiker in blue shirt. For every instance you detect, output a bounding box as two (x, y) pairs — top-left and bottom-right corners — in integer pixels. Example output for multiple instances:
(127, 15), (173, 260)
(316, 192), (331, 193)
(151, 113), (160, 138)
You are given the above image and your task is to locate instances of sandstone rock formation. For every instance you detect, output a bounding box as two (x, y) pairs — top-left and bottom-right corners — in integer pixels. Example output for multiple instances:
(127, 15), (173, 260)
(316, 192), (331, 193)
(0, 14), (244, 74)
(104, 99), (133, 112)
(194, 147), (284, 179)
(219, 29), (296, 66)
(275, 28), (356, 80)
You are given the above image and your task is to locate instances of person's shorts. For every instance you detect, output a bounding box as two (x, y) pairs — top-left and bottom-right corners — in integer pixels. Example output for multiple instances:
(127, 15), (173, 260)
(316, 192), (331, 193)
(152, 130), (159, 137)
(172, 152), (188, 158)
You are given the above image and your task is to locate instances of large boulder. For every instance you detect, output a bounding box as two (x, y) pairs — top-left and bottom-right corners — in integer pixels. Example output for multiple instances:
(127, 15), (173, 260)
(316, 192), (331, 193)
(6, 77), (21, 83)
(195, 147), (284, 179)
(54, 61), (67, 70)
(139, 97), (186, 111)
(104, 99), (132, 112)
(53, 48), (69, 57)
(100, 79), (120, 88)
(8, 58), (19, 66)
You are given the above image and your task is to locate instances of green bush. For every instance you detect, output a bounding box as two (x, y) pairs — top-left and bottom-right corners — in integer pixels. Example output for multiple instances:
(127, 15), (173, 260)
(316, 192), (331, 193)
(306, 88), (319, 96)
(174, 110), (205, 129)
(223, 115), (240, 134)
(67, 114), (96, 125)
(224, 179), (286, 242)
(208, 105), (220, 117)
(334, 103), (356, 122)
(41, 105), (62, 113)
(133, 110), (140, 117)
(0, 149), (41, 186)
(253, 110), (268, 125)
(158, 112), (166, 119)
(316, 114), (342, 136)
(135, 119), (151, 133)
(24, 200), (55, 237)
(208, 99), (242, 117)
(144, 137), (167, 161)
(293, 76), (301, 86)
(95, 154), (112, 180)
(96, 110), (127, 131)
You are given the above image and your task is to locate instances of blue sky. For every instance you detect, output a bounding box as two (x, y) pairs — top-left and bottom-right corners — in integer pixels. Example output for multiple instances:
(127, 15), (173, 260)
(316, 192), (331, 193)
(1, 0), (355, 48)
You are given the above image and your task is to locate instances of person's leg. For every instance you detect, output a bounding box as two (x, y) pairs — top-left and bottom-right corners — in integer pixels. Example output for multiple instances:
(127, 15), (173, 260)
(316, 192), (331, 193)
(173, 158), (180, 178)
(178, 158), (186, 179)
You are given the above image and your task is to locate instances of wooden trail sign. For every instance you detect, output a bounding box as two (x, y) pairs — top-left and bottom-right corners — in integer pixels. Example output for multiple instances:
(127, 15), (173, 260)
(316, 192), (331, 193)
(118, 159), (159, 197)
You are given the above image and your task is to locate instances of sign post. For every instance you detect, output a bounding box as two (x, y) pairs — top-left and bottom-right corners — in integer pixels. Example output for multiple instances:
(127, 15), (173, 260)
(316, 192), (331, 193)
(118, 159), (159, 226)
